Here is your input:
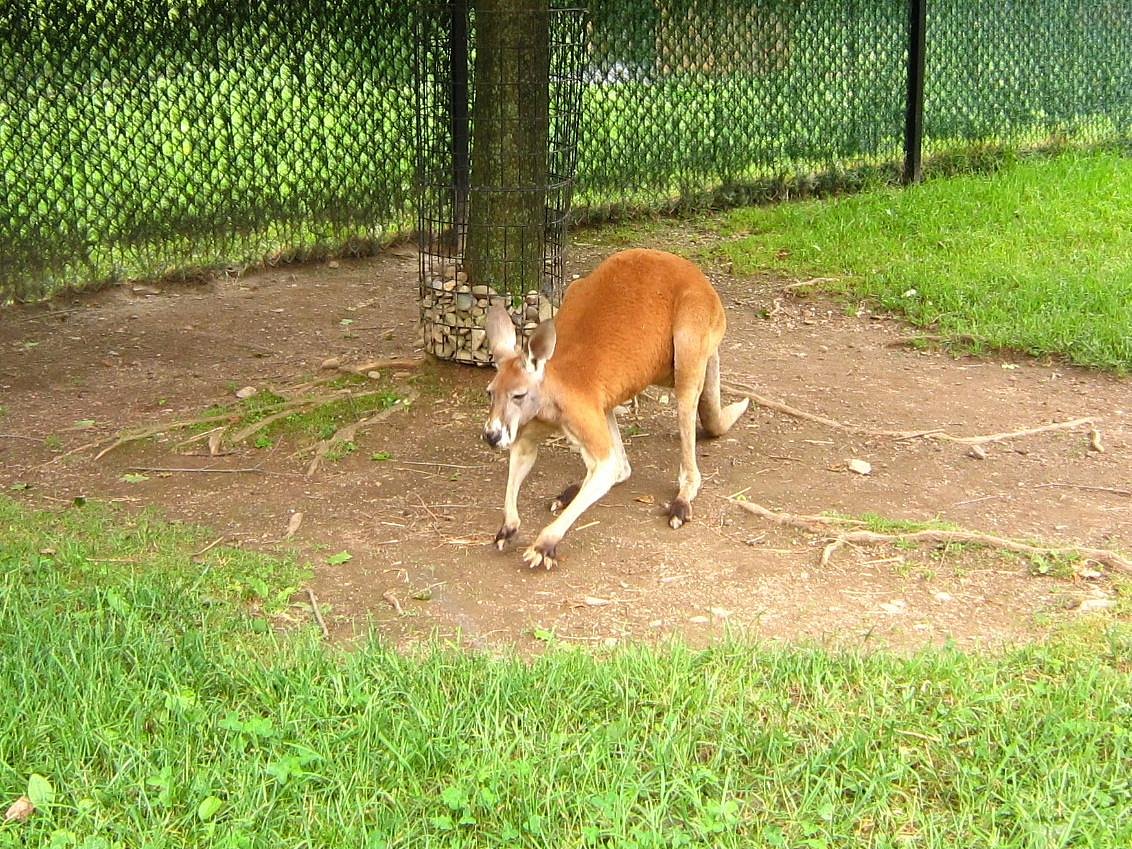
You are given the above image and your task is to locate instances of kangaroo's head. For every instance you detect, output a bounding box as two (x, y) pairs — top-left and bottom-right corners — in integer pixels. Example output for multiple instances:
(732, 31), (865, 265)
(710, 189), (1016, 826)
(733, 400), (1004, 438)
(482, 303), (556, 450)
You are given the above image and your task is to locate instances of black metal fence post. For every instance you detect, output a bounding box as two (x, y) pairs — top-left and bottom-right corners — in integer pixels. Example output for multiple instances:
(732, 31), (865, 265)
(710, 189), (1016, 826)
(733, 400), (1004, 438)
(904, 0), (928, 184)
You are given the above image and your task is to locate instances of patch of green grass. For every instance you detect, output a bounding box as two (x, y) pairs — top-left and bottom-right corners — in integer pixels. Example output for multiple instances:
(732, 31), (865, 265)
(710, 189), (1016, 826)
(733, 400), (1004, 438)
(195, 382), (401, 447)
(2, 496), (1130, 848)
(296, 392), (401, 442)
(837, 512), (961, 535)
(720, 151), (1132, 371)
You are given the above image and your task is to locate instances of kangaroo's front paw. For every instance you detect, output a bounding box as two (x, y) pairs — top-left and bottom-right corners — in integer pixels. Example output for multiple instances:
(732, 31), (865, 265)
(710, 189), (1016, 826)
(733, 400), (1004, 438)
(522, 538), (559, 570)
(494, 523), (519, 551)
(667, 497), (691, 529)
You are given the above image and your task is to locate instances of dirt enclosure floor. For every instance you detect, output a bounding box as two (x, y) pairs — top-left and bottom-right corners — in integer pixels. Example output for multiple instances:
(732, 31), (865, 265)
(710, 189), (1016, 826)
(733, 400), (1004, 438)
(2, 228), (1129, 651)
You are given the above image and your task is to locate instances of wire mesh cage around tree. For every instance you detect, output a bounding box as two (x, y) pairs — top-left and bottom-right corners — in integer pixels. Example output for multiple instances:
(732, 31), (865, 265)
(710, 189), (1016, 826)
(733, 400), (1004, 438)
(415, 2), (587, 364)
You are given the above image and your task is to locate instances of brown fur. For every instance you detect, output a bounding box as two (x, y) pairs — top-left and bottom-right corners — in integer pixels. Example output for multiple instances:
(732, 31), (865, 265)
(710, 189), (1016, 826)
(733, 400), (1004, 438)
(483, 248), (748, 569)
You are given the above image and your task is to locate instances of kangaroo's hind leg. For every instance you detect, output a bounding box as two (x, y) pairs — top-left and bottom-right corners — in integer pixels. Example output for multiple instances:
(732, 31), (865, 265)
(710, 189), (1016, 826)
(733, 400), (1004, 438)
(550, 411), (631, 514)
(668, 330), (712, 529)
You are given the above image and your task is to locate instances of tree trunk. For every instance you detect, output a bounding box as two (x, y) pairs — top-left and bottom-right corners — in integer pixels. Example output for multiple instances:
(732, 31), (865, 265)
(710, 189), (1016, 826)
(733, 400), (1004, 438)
(465, 1), (550, 300)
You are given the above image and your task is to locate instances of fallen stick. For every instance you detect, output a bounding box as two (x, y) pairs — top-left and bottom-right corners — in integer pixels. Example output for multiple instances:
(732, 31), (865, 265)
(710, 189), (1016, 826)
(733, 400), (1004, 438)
(722, 379), (1096, 446)
(382, 590), (404, 616)
(346, 357), (422, 374)
(733, 499), (1132, 575)
(191, 536), (226, 560)
(307, 588), (330, 639)
(396, 460), (491, 470)
(1036, 482), (1131, 498)
(126, 465), (291, 476)
(0, 433), (43, 442)
(782, 277), (840, 293)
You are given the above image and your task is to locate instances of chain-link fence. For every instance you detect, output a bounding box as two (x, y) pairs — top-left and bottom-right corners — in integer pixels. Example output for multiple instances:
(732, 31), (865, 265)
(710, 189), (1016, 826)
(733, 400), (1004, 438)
(3, 1), (1130, 303)
(1, 1), (418, 302)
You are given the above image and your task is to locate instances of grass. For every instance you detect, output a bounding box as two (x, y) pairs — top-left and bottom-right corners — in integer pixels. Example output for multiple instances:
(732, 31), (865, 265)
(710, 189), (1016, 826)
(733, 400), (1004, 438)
(2, 496), (1131, 848)
(719, 151), (1132, 371)
(197, 378), (402, 450)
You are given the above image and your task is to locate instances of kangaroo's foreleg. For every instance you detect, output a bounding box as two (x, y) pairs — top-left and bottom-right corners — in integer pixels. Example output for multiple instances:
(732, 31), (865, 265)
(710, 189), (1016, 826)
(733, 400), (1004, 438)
(495, 434), (539, 550)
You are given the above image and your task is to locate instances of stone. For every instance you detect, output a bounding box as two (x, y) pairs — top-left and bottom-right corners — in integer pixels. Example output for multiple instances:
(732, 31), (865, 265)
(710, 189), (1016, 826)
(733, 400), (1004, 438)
(470, 328), (487, 351)
(471, 285), (489, 296)
(455, 349), (474, 363)
(442, 279), (457, 292)
(525, 305), (539, 322)
(455, 293), (473, 311)
(538, 297), (553, 322)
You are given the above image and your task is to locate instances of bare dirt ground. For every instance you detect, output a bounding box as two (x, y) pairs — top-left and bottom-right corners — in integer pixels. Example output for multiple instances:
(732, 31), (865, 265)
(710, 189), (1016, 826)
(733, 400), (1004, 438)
(2, 226), (1129, 651)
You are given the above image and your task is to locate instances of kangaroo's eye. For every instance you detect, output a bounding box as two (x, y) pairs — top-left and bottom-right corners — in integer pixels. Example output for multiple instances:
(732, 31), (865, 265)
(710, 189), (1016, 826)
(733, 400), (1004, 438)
(511, 392), (527, 402)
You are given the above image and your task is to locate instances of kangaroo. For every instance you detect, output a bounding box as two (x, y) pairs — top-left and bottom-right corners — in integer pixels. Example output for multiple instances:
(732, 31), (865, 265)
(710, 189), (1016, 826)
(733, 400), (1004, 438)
(482, 248), (749, 569)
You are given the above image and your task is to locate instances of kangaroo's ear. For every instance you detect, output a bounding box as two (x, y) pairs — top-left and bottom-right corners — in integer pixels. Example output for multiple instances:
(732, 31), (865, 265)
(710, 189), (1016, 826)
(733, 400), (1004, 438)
(485, 304), (518, 362)
(526, 319), (556, 374)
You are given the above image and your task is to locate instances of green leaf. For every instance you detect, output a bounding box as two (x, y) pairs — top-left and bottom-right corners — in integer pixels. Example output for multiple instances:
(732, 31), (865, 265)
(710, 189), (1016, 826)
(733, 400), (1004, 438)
(197, 795), (223, 822)
(28, 773), (55, 807)
(104, 589), (131, 617)
(430, 814), (454, 832)
(326, 551), (352, 566)
(440, 785), (466, 811)
(72, 419), (96, 430)
(120, 473), (149, 484)
(369, 451), (392, 461)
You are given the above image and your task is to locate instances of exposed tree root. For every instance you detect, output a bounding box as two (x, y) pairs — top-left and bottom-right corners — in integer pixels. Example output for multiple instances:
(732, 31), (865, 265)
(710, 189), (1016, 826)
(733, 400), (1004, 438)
(733, 499), (1132, 575)
(722, 379), (1097, 446)
(93, 367), (414, 461)
(304, 389), (418, 477)
(93, 412), (241, 460)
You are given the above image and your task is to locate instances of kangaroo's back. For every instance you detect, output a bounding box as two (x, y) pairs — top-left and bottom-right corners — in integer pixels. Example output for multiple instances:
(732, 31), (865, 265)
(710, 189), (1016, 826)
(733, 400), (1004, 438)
(548, 248), (726, 409)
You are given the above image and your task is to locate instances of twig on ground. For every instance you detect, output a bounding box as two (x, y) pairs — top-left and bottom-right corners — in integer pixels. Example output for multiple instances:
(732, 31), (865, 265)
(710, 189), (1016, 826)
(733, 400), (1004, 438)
(1036, 482), (1131, 497)
(382, 590), (404, 616)
(722, 379), (1096, 446)
(306, 588), (330, 639)
(782, 277), (839, 293)
(173, 426), (225, 450)
(347, 357), (422, 374)
(396, 460), (491, 470)
(1088, 429), (1104, 453)
(885, 333), (980, 349)
(733, 499), (1132, 575)
(128, 465), (264, 474)
(191, 536), (225, 559)
(0, 433), (42, 442)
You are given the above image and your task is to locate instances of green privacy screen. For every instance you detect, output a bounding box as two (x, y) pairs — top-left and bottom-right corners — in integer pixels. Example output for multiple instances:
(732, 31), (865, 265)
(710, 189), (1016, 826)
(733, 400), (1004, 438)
(2, 1), (1129, 302)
